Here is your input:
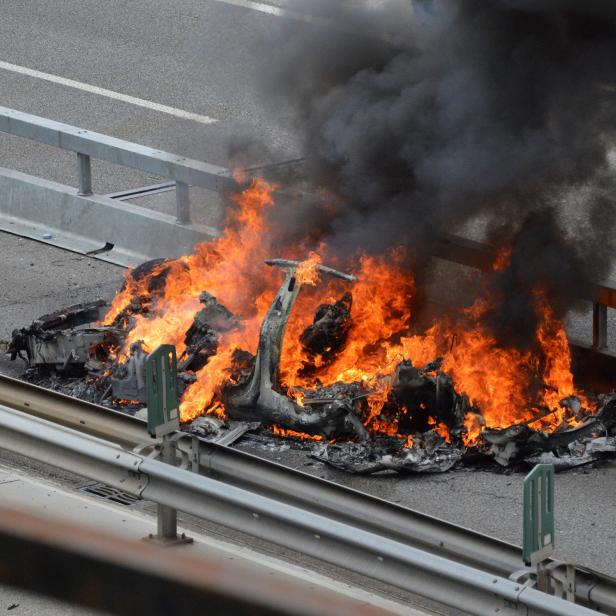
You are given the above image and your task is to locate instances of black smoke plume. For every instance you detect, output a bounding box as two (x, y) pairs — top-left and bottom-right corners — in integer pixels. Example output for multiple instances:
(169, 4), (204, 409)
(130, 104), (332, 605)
(245, 0), (616, 346)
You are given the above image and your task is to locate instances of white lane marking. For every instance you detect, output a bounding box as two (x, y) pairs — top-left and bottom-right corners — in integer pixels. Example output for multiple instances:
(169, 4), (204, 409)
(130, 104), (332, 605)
(207, 0), (393, 39)
(208, 0), (286, 17)
(207, 0), (333, 27)
(215, 0), (284, 15)
(0, 60), (218, 125)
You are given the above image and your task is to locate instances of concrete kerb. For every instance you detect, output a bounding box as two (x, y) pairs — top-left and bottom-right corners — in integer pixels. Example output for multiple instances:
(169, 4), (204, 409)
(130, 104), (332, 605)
(0, 167), (219, 267)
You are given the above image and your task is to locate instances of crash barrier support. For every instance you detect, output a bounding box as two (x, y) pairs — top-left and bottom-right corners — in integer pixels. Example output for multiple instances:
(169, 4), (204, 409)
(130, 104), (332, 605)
(0, 403), (608, 616)
(510, 465), (577, 602)
(143, 344), (192, 546)
(593, 303), (608, 350)
(523, 464), (555, 567)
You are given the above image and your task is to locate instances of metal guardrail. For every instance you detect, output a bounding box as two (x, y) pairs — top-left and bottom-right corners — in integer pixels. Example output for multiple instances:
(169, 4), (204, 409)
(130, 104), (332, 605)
(0, 106), (235, 224)
(0, 105), (612, 348)
(435, 235), (616, 352)
(0, 373), (614, 613)
(0, 374), (526, 573)
(0, 403), (601, 616)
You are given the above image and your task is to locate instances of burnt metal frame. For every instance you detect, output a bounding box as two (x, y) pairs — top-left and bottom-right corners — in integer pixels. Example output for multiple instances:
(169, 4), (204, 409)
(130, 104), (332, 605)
(144, 344), (193, 546)
(222, 259), (364, 437)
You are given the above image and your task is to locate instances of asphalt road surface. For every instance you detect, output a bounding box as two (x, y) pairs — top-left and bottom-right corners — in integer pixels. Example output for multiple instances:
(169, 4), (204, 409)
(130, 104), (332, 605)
(0, 3), (614, 610)
(0, 0), (302, 193)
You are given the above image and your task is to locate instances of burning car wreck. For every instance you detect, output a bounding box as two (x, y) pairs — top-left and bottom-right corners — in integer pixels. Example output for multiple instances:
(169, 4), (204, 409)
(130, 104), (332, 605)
(7, 181), (616, 476)
(8, 2), (616, 477)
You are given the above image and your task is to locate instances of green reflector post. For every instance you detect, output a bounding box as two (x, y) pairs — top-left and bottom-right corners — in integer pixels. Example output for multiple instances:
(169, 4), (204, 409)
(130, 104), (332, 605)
(523, 463), (555, 565)
(145, 344), (180, 437)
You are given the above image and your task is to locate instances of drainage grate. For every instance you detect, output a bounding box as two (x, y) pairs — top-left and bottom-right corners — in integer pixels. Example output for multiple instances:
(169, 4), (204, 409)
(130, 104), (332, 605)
(79, 482), (139, 506)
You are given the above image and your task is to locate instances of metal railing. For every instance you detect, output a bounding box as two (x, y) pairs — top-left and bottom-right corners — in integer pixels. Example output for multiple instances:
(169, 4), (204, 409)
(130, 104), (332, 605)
(1, 372), (615, 613)
(0, 106), (235, 224)
(0, 106), (612, 349)
(0, 402), (602, 616)
(0, 374), (520, 572)
(435, 235), (616, 352)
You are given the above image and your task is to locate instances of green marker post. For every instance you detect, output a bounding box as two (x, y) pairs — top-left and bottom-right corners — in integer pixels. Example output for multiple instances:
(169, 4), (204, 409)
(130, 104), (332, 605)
(523, 463), (555, 592)
(144, 344), (192, 546)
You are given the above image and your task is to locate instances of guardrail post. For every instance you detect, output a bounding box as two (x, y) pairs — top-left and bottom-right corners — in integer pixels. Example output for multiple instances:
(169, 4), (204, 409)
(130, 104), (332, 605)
(592, 302), (608, 350)
(77, 153), (93, 196)
(523, 463), (555, 568)
(514, 464), (580, 602)
(175, 181), (191, 224)
(144, 345), (192, 547)
(156, 435), (184, 540)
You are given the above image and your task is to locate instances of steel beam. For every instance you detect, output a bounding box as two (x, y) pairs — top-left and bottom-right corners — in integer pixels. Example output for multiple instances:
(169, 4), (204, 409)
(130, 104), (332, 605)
(433, 234), (495, 271)
(434, 235), (616, 311)
(105, 181), (176, 201)
(0, 106), (234, 193)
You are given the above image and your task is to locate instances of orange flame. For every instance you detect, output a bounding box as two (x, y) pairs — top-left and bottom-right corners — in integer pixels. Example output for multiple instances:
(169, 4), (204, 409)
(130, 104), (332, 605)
(101, 179), (593, 443)
(270, 425), (323, 441)
(295, 252), (322, 286)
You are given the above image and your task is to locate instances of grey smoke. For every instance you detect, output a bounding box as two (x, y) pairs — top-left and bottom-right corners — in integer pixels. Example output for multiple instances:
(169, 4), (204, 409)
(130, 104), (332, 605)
(244, 0), (616, 346)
